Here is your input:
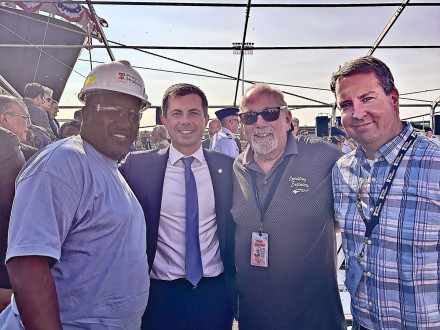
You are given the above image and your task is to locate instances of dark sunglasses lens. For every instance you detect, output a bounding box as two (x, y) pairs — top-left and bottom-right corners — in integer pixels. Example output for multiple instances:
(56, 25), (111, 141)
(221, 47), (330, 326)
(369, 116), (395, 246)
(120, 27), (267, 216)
(240, 108), (281, 125)
(240, 112), (258, 124)
(261, 108), (280, 122)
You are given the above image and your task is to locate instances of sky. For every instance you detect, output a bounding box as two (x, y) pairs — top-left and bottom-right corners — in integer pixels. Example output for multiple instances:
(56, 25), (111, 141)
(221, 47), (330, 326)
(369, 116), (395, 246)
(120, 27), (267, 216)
(12, 0), (440, 128)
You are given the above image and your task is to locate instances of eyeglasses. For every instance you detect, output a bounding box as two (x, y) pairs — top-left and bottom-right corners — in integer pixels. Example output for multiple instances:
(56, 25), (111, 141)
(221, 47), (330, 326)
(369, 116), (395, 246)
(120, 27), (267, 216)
(238, 106), (287, 125)
(93, 104), (142, 124)
(5, 112), (31, 124)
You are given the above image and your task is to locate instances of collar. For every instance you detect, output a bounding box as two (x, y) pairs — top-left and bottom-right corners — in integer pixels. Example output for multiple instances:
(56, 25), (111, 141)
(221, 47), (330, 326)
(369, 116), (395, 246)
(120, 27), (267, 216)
(242, 132), (298, 168)
(169, 144), (205, 167)
(222, 127), (234, 137)
(81, 137), (117, 167)
(355, 123), (413, 165)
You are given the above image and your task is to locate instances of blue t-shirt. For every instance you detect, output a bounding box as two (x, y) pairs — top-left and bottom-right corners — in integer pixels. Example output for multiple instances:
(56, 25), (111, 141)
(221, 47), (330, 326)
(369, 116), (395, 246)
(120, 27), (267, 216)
(1, 136), (149, 329)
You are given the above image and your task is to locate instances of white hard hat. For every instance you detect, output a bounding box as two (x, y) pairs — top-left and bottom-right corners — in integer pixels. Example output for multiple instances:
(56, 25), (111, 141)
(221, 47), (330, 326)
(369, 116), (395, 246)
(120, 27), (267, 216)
(78, 60), (151, 109)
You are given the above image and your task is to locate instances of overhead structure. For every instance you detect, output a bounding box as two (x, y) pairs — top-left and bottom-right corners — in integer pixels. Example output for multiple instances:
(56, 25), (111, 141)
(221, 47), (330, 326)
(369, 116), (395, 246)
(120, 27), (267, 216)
(85, 0), (114, 61)
(233, 0), (252, 107)
(0, 4), (89, 100)
(367, 0), (411, 56)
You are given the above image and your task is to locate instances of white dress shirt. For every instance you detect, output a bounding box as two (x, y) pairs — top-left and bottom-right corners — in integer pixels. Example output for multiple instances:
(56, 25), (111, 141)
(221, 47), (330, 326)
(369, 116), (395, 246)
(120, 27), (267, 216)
(150, 145), (224, 280)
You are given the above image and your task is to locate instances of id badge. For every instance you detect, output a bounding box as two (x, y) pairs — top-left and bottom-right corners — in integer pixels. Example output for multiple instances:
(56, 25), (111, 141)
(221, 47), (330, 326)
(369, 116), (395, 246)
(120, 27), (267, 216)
(345, 256), (363, 297)
(251, 232), (268, 267)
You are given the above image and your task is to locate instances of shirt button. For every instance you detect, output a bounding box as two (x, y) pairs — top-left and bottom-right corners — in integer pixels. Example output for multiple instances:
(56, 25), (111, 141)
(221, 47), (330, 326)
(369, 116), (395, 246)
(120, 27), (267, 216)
(369, 207), (374, 212)
(372, 178), (376, 182)
(366, 271), (372, 277)
(368, 301), (373, 307)
(264, 180), (268, 184)
(367, 240), (372, 245)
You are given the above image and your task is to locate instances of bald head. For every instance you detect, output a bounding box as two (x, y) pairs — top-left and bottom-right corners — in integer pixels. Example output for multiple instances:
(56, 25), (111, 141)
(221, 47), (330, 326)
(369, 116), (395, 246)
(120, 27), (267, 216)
(208, 119), (221, 138)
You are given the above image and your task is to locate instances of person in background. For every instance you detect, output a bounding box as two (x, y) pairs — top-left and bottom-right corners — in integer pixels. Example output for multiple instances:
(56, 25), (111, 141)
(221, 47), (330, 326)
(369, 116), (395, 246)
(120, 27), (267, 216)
(120, 83), (236, 330)
(201, 119), (221, 149)
(424, 126), (437, 139)
(331, 55), (440, 329)
(232, 83), (345, 329)
(48, 100), (61, 139)
(151, 125), (170, 149)
(300, 129), (308, 137)
(41, 87), (53, 114)
(0, 60), (150, 329)
(330, 135), (345, 152)
(291, 116), (300, 136)
(60, 120), (81, 139)
(24, 83), (56, 141)
(210, 108), (240, 157)
(74, 109), (83, 122)
(0, 95), (29, 312)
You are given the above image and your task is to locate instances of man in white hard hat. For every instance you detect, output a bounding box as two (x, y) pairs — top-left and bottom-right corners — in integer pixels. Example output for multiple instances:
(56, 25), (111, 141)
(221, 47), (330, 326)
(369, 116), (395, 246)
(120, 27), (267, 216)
(0, 60), (150, 329)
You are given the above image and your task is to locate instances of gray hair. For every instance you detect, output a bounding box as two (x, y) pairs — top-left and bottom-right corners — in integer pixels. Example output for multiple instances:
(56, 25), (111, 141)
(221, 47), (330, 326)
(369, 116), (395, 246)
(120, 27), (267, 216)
(153, 125), (168, 139)
(0, 95), (28, 115)
(240, 83), (287, 111)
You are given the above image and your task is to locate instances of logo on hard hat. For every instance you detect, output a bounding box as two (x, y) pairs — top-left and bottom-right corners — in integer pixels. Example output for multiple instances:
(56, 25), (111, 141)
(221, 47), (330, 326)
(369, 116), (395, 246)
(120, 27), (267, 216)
(83, 76), (96, 87)
(118, 72), (142, 88)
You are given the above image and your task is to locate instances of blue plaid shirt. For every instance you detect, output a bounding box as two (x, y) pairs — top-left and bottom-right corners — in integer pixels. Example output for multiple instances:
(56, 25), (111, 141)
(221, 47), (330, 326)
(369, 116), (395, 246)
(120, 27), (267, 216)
(333, 124), (440, 330)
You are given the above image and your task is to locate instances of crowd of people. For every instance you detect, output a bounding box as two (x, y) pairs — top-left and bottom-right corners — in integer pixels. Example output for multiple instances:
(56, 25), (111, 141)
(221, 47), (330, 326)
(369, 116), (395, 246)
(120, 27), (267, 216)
(0, 55), (439, 330)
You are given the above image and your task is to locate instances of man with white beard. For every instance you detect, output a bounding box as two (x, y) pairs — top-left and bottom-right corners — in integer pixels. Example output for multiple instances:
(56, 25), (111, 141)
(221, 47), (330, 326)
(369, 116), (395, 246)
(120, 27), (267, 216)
(231, 83), (345, 330)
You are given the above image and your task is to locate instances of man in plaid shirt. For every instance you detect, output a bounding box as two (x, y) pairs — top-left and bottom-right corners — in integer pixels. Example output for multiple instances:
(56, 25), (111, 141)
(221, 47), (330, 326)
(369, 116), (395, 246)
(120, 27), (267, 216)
(331, 56), (440, 330)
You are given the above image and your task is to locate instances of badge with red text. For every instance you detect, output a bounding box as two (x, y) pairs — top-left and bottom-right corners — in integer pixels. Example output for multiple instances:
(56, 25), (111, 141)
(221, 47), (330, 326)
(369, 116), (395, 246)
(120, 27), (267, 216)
(251, 232), (268, 267)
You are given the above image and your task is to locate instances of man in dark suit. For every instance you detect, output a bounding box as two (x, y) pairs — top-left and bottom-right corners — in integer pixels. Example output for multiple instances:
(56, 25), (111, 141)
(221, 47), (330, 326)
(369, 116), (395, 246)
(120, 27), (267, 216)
(48, 100), (61, 139)
(120, 83), (236, 330)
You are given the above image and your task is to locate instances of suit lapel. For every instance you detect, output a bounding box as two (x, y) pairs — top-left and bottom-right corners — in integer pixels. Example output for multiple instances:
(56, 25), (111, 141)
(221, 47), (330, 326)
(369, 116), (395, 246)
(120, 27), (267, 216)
(204, 150), (227, 262)
(145, 149), (169, 271)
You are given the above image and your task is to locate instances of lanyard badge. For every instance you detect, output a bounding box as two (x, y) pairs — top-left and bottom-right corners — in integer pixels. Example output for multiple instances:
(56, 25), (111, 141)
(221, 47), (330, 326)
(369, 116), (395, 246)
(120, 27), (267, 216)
(251, 231), (269, 267)
(249, 156), (290, 268)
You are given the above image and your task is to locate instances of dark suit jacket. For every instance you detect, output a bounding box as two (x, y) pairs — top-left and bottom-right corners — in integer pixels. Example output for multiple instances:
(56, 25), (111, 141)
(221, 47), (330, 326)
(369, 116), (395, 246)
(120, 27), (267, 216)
(0, 127), (25, 288)
(119, 147), (237, 316)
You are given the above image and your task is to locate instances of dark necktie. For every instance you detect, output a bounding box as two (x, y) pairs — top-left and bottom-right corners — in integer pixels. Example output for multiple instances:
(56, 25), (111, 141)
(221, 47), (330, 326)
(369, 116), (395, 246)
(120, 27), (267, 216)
(181, 157), (203, 286)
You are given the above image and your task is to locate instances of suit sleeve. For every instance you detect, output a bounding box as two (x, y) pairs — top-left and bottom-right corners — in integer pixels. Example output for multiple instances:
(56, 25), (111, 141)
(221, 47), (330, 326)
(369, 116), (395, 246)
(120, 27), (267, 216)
(29, 108), (56, 141)
(0, 131), (25, 288)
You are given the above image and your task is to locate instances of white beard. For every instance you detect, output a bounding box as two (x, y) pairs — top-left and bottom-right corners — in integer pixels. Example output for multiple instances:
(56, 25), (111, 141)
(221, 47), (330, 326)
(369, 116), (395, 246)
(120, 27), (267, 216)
(250, 127), (278, 155)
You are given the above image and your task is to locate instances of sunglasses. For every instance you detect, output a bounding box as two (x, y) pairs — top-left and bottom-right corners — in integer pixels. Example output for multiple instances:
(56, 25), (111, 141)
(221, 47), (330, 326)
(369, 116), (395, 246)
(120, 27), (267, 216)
(93, 104), (142, 124)
(238, 106), (287, 125)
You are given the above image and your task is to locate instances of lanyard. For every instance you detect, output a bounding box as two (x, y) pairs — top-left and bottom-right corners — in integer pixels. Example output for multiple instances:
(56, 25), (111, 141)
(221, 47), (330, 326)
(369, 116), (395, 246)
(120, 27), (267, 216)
(250, 155), (290, 234)
(356, 130), (417, 259)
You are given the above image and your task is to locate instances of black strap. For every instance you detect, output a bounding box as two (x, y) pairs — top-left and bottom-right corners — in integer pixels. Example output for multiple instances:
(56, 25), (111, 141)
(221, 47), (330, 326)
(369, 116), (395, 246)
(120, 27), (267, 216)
(357, 130), (417, 238)
(250, 155), (290, 224)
